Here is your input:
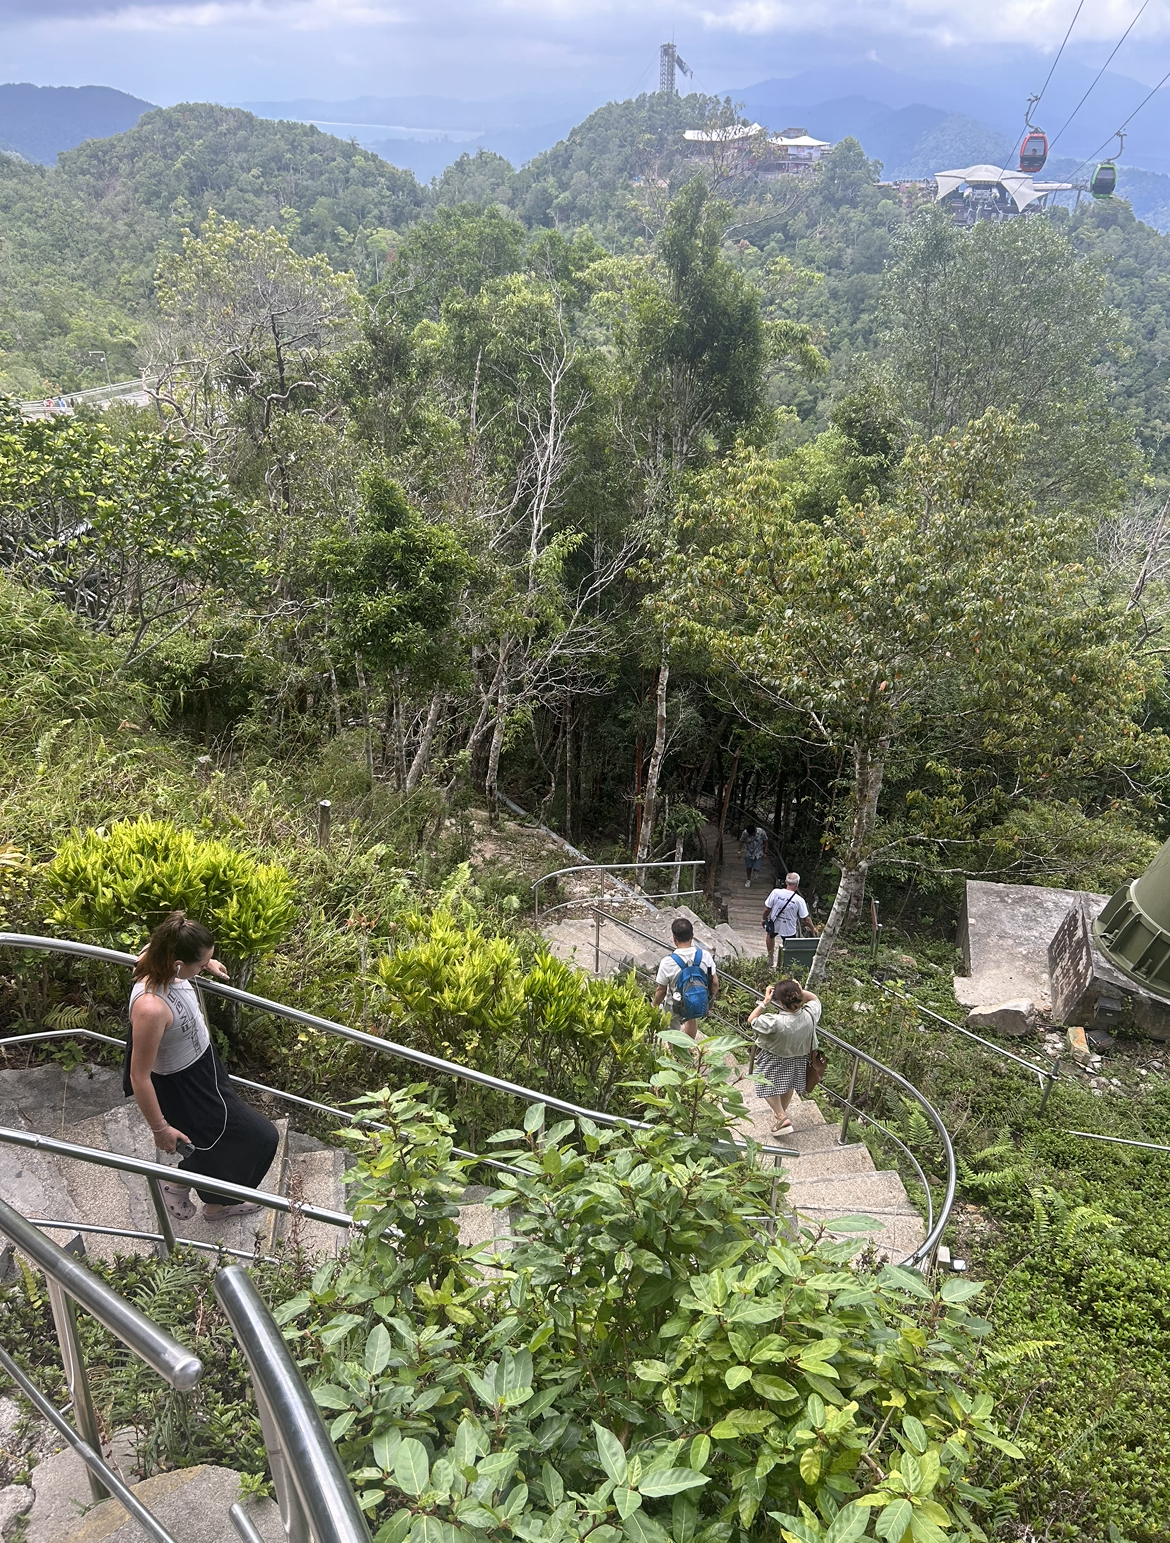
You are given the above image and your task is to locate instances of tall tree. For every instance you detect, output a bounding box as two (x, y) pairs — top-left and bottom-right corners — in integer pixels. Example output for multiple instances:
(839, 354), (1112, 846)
(662, 409), (1161, 979)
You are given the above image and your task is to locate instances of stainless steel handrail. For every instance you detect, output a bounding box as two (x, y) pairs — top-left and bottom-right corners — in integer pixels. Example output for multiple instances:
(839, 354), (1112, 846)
(0, 1124), (355, 1230)
(21, 1215), (277, 1264)
(216, 1265), (374, 1543)
(0, 1195), (203, 1388)
(877, 982), (1063, 1112)
(0, 1191), (203, 1510)
(533, 860), (704, 918)
(0, 1342), (181, 1542)
(0, 1026), (524, 1178)
(583, 906), (957, 1268)
(0, 934), (797, 1159)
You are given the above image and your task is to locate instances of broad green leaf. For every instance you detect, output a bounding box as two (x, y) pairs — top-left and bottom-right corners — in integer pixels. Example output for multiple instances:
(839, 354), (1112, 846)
(688, 1435), (711, 1471)
(973, 1431), (1024, 1459)
(799, 1447), (821, 1485)
(806, 1394), (826, 1429)
(331, 1410), (356, 1440)
(320, 1312), (364, 1346)
(672, 1494), (699, 1543)
(633, 1360), (671, 1383)
(940, 1277), (985, 1304)
(542, 1461), (564, 1508)
(637, 1468), (709, 1498)
(375, 1508), (413, 1543)
(901, 1417), (927, 1454)
(908, 1513), (948, 1543)
(272, 1291), (310, 1326)
(523, 1102), (546, 1133)
(310, 1383), (352, 1412)
(875, 1498), (913, 1541)
(622, 1509), (671, 1543)
(901, 1454), (922, 1494)
(825, 1505), (868, 1543)
(594, 1422), (628, 1486)
(615, 1486), (643, 1518)
(373, 1429), (402, 1472)
(769, 1514), (823, 1543)
(393, 1437), (430, 1498)
(752, 1374), (800, 1403)
(454, 1419), (485, 1468)
(365, 1323), (393, 1375)
(725, 1365), (754, 1389)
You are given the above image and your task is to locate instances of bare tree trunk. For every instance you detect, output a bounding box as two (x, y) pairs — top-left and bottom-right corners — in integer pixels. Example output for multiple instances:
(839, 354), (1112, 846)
(669, 831), (684, 899)
(327, 659), (343, 735)
(354, 655), (375, 786)
(636, 657), (669, 886)
(406, 693), (443, 792)
(564, 712), (574, 841)
(486, 695), (508, 827)
(709, 744), (741, 902)
(808, 736), (889, 987)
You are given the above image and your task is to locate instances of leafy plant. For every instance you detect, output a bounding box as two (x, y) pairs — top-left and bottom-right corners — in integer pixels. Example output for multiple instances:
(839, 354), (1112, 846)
(44, 815), (296, 986)
(276, 1045), (1018, 1543)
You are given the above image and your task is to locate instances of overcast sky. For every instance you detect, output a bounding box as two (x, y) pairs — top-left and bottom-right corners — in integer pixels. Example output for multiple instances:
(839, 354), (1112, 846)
(5, 0), (1170, 108)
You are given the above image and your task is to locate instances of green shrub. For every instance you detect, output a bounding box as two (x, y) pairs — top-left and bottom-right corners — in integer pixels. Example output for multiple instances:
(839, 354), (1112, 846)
(44, 815), (296, 982)
(369, 894), (660, 1140)
(276, 1042), (1018, 1543)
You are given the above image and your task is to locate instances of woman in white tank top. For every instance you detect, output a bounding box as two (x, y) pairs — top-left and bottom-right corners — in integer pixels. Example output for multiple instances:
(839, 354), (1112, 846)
(127, 912), (278, 1222)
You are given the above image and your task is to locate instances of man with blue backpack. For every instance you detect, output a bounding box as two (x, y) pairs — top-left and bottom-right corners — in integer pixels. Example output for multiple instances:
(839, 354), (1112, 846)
(653, 917), (718, 1040)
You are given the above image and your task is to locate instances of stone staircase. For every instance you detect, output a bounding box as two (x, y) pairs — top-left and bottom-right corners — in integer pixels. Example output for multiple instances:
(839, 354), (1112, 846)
(0, 1063), (347, 1263)
(540, 903), (751, 979)
(733, 1071), (926, 1261)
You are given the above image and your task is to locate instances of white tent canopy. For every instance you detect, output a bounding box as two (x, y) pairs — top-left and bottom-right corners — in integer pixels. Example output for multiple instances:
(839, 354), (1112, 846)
(934, 164), (1072, 211)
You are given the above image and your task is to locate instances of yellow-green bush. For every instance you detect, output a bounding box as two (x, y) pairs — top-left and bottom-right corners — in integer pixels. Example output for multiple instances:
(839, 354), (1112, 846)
(371, 898), (660, 1138)
(45, 815), (296, 974)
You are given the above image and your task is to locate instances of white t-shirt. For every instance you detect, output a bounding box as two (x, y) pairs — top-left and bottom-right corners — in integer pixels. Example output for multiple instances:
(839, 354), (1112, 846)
(656, 944), (718, 991)
(764, 888), (809, 937)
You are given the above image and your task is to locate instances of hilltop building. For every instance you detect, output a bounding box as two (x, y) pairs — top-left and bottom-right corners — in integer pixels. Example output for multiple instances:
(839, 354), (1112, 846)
(934, 163), (1073, 224)
(682, 123), (832, 182)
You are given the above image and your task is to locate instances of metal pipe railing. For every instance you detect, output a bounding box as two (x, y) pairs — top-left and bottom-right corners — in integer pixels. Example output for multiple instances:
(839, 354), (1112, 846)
(533, 860), (705, 918)
(0, 934), (797, 1160)
(583, 906), (957, 1269)
(876, 981), (1063, 1112)
(0, 1125), (355, 1230)
(0, 1195), (202, 1389)
(215, 1266), (374, 1543)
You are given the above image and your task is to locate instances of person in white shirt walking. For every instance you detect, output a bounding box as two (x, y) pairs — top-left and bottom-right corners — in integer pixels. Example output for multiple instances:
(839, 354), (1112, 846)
(761, 872), (810, 967)
(747, 979), (821, 1135)
(653, 917), (718, 1040)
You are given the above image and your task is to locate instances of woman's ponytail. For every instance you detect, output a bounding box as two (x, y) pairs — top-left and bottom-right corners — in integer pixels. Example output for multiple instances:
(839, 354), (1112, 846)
(133, 911), (215, 990)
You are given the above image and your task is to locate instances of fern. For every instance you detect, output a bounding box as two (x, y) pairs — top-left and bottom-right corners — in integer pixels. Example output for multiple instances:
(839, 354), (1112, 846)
(44, 1003), (90, 1032)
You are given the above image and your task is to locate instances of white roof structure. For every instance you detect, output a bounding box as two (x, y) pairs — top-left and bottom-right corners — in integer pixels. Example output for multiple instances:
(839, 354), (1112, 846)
(772, 133), (831, 149)
(934, 164), (1072, 211)
(683, 123), (763, 143)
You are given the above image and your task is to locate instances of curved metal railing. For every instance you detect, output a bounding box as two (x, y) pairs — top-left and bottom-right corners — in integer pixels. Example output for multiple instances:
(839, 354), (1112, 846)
(579, 907), (957, 1268)
(0, 933), (797, 1162)
(533, 860), (706, 918)
(0, 1193), (201, 1535)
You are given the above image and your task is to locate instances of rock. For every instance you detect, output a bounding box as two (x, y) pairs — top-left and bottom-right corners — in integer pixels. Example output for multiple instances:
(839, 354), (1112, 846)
(1066, 1025), (1090, 1065)
(966, 999), (1036, 1037)
(891, 952), (919, 975)
(0, 1484), (31, 1533)
(0, 1397), (21, 1449)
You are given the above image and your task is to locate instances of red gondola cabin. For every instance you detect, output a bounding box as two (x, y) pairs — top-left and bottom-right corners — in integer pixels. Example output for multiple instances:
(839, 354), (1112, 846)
(1019, 130), (1048, 173)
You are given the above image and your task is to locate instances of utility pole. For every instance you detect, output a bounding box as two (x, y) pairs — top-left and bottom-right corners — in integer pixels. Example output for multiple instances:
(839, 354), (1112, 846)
(659, 42), (692, 95)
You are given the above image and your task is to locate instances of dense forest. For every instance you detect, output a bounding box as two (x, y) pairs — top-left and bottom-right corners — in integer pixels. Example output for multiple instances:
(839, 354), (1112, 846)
(6, 90), (1170, 1541)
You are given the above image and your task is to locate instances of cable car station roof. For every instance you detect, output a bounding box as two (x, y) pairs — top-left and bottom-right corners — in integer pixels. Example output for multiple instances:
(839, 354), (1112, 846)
(934, 164), (1073, 211)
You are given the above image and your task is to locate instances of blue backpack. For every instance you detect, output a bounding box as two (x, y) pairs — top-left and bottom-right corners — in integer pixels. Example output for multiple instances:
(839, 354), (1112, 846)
(671, 947), (710, 1020)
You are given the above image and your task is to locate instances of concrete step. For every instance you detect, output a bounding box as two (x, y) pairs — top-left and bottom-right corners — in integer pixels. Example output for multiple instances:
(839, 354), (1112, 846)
(278, 1138), (350, 1258)
(785, 1121), (850, 1155)
(787, 1142), (875, 1181)
(0, 1065), (127, 1137)
(26, 1446), (283, 1543)
(160, 1118), (288, 1258)
(540, 906), (752, 978)
(785, 1168), (914, 1214)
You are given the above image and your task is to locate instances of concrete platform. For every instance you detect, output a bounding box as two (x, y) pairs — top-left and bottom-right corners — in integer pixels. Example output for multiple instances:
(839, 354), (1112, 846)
(955, 880), (1105, 1010)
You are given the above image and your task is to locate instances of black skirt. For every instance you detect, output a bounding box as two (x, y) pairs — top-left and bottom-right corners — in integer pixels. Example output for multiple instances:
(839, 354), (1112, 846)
(149, 1043), (278, 1205)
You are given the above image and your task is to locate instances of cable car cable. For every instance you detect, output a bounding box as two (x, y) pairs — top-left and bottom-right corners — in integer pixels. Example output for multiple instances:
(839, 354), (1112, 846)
(1032, 0), (1087, 117)
(1047, 0), (1151, 154)
(1067, 62), (1170, 184)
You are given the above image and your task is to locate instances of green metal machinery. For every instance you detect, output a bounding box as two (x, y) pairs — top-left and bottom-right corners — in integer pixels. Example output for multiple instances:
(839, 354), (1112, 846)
(1092, 836), (1170, 994)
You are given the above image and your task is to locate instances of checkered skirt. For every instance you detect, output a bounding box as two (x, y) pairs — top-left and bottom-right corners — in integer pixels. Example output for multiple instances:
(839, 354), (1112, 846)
(753, 1048), (809, 1098)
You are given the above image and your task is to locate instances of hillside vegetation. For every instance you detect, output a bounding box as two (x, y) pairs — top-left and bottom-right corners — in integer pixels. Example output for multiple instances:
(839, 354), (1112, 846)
(5, 86), (1170, 1540)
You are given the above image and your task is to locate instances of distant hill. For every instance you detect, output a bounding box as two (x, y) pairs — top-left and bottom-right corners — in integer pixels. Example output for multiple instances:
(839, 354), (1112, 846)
(0, 82), (153, 165)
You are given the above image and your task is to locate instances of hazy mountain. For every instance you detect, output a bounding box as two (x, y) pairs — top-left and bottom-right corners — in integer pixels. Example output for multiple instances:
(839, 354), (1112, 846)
(0, 82), (154, 165)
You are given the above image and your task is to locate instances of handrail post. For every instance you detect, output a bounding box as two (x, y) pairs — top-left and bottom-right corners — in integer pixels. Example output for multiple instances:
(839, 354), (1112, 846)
(594, 909), (601, 974)
(253, 1376), (312, 1543)
(47, 1279), (108, 1503)
(839, 1053), (860, 1145)
(146, 1175), (177, 1258)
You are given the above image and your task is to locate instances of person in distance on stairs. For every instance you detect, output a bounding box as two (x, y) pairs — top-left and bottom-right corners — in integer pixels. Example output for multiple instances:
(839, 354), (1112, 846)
(747, 979), (821, 1135)
(125, 912), (279, 1223)
(738, 824), (769, 888)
